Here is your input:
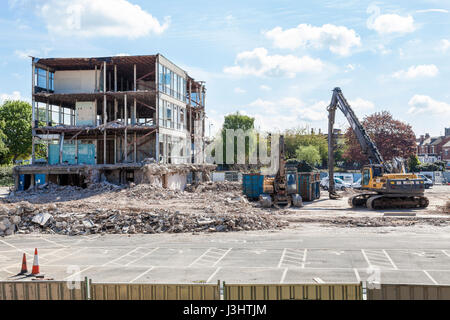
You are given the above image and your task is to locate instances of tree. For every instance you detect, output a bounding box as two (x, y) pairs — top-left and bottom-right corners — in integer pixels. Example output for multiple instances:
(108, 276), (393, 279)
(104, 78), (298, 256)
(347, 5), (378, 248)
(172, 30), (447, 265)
(222, 112), (255, 132)
(0, 100), (33, 163)
(284, 128), (328, 165)
(215, 112), (258, 166)
(343, 111), (416, 164)
(408, 155), (421, 172)
(0, 124), (9, 164)
(295, 145), (321, 166)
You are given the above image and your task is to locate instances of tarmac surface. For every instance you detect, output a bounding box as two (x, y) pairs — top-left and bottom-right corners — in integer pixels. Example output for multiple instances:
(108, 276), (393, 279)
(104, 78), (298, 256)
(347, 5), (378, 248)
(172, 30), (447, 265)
(1, 225), (450, 285)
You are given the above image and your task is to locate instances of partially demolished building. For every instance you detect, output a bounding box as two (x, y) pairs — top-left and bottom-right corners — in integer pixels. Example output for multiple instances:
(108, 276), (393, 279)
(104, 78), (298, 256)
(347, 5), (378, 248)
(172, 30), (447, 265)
(14, 54), (214, 190)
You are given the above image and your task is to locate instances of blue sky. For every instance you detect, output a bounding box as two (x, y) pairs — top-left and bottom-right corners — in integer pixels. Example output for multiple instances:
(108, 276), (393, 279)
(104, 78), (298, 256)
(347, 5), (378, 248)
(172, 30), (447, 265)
(1, 0), (449, 137)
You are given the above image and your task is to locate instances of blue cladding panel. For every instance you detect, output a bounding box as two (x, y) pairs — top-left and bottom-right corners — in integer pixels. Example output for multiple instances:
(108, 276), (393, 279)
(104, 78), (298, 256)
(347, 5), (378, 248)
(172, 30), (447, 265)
(78, 144), (96, 165)
(62, 145), (76, 164)
(48, 144), (80, 165)
(48, 144), (60, 165)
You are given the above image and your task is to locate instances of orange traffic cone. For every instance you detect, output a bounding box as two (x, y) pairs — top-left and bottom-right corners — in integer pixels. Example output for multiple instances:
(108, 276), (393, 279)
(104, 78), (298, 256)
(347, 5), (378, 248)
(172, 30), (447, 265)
(19, 253), (28, 275)
(30, 248), (40, 275)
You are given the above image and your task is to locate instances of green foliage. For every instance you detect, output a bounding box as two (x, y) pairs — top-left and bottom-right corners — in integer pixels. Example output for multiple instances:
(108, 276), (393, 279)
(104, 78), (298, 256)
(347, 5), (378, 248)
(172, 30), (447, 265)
(222, 112), (255, 131)
(0, 124), (9, 164)
(407, 155), (421, 172)
(0, 165), (13, 186)
(218, 112), (257, 165)
(418, 161), (446, 172)
(0, 100), (33, 163)
(284, 128), (328, 165)
(295, 145), (321, 166)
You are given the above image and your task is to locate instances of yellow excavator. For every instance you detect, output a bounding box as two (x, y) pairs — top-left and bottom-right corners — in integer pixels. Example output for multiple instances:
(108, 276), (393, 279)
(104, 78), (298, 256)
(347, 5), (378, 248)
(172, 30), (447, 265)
(327, 88), (429, 210)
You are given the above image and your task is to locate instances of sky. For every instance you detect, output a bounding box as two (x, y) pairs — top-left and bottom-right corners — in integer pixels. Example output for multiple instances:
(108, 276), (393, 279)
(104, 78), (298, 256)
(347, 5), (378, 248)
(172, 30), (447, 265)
(1, 0), (449, 137)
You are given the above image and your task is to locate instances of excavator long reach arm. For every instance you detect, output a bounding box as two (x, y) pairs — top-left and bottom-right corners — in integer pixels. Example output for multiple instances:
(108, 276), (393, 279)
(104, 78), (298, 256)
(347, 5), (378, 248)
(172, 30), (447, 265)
(327, 87), (385, 198)
(326, 87), (428, 210)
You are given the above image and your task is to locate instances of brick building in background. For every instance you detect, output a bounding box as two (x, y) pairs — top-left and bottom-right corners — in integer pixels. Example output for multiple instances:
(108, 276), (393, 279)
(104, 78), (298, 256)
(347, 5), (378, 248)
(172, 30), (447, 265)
(416, 128), (450, 169)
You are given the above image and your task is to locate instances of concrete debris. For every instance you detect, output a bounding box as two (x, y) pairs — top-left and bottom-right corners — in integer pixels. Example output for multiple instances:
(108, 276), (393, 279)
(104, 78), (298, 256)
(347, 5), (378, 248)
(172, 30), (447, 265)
(142, 163), (216, 176)
(443, 201), (450, 214)
(185, 181), (242, 193)
(0, 180), (287, 237)
(0, 201), (287, 236)
(32, 212), (53, 226)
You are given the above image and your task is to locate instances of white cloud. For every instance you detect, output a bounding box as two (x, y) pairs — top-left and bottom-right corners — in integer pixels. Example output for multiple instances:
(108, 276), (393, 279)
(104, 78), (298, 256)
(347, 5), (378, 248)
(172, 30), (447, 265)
(408, 95), (450, 117)
(265, 23), (361, 56)
(0, 91), (24, 104)
(439, 39), (450, 52)
(15, 49), (39, 59)
(234, 87), (246, 94)
(392, 64), (439, 79)
(349, 98), (375, 111)
(345, 64), (356, 72)
(367, 5), (415, 35)
(224, 48), (324, 78)
(259, 85), (271, 91)
(416, 9), (448, 14)
(38, 0), (169, 38)
(243, 97), (327, 131)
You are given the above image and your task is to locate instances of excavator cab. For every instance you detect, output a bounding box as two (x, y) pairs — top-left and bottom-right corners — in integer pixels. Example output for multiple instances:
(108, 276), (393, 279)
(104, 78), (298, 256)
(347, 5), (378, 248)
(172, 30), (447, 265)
(361, 164), (383, 189)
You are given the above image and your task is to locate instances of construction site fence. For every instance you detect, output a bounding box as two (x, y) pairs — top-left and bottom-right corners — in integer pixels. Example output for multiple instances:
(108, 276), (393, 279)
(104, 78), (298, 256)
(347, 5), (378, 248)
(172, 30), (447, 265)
(1, 280), (450, 300)
(90, 282), (220, 300)
(223, 283), (362, 300)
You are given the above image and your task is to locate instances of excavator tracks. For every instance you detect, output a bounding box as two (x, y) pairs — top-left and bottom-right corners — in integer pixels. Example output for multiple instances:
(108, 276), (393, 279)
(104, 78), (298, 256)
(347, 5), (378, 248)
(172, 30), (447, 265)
(349, 193), (429, 210)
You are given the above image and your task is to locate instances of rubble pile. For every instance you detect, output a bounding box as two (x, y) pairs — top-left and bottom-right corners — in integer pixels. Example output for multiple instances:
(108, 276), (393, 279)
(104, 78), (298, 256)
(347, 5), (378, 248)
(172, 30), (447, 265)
(123, 184), (183, 200)
(185, 181), (242, 193)
(5, 182), (124, 204)
(142, 163), (216, 175)
(443, 201), (450, 214)
(0, 202), (287, 237)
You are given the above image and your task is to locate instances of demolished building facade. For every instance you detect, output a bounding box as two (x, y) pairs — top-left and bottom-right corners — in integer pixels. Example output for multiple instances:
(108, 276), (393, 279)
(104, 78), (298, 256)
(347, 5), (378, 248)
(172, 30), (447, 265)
(14, 54), (213, 190)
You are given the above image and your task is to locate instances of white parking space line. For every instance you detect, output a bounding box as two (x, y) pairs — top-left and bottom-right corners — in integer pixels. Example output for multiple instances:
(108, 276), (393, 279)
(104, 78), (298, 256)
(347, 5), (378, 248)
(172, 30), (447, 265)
(277, 249), (287, 268)
(280, 268), (288, 284)
(63, 266), (94, 281)
(353, 268), (361, 282)
(314, 277), (325, 284)
(302, 249), (307, 269)
(442, 250), (450, 258)
(40, 237), (67, 248)
(130, 267), (154, 283)
(362, 249), (397, 269)
(361, 249), (371, 267)
(207, 267), (222, 283)
(125, 247), (159, 266)
(423, 270), (439, 285)
(189, 248), (231, 267)
(212, 248), (232, 267)
(103, 247), (141, 266)
(383, 250), (398, 270)
(0, 239), (28, 255)
(278, 249), (307, 268)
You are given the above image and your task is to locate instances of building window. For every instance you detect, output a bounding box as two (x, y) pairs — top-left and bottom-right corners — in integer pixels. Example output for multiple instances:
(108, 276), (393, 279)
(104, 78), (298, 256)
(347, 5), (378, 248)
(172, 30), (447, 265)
(34, 68), (54, 91)
(158, 63), (186, 103)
